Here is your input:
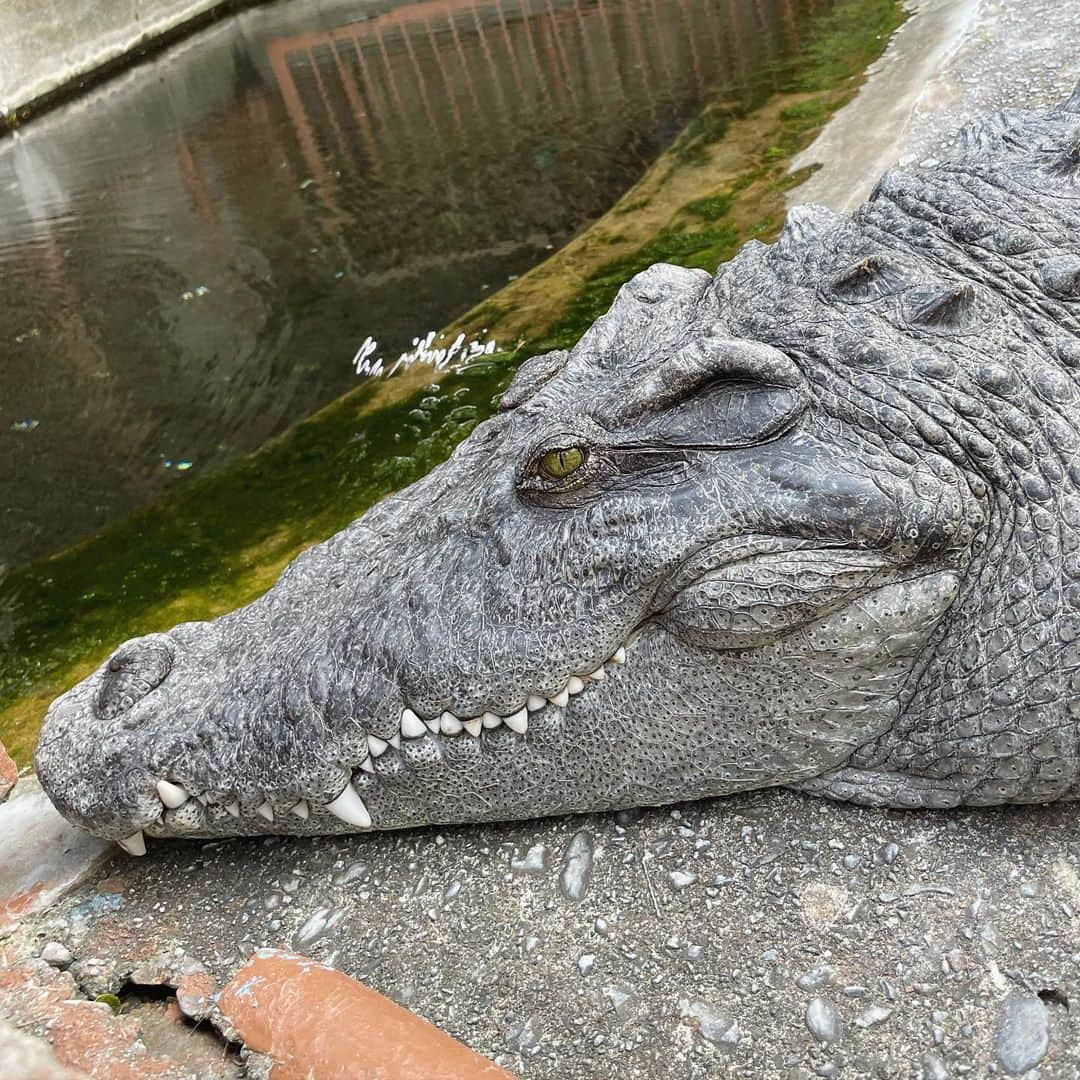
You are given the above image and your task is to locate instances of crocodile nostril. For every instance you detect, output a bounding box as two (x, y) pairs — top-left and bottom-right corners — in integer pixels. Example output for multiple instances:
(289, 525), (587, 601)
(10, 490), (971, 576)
(96, 637), (174, 721)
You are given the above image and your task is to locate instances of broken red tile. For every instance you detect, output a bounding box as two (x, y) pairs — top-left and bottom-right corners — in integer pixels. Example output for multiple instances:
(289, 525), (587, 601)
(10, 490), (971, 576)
(218, 949), (516, 1080)
(175, 972), (215, 1021)
(0, 1017), (87, 1079)
(0, 952), (199, 1079)
(0, 739), (16, 804)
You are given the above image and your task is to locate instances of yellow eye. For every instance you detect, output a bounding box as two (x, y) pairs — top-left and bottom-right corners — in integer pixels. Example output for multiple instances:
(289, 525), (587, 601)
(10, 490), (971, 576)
(539, 446), (586, 480)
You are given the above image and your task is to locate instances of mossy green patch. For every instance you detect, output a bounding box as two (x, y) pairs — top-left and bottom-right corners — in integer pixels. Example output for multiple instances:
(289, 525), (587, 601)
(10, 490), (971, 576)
(0, 0), (905, 763)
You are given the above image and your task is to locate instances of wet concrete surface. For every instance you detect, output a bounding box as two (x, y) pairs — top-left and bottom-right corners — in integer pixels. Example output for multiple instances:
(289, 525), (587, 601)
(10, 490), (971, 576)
(21, 790), (1080, 1077)
(790, 0), (1080, 213)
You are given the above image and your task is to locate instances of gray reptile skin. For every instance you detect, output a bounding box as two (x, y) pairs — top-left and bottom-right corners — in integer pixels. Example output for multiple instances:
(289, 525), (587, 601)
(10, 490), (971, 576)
(35, 88), (1080, 851)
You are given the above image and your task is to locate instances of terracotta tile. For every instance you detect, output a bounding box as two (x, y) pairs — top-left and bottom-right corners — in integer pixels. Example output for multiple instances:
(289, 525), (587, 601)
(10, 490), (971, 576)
(218, 949), (517, 1080)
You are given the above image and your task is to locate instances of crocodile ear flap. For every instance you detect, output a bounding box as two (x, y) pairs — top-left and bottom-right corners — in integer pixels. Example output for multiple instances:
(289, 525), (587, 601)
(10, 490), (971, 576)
(614, 336), (808, 448)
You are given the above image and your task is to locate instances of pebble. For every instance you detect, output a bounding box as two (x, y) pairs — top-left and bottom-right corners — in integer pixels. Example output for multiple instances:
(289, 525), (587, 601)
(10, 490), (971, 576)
(559, 830), (595, 901)
(920, 1054), (949, 1080)
(995, 995), (1050, 1074)
(854, 1005), (892, 1029)
(40, 942), (72, 968)
(796, 965), (836, 991)
(511, 844), (548, 876)
(577, 953), (596, 976)
(805, 997), (840, 1044)
(680, 998), (741, 1048)
(669, 870), (698, 891)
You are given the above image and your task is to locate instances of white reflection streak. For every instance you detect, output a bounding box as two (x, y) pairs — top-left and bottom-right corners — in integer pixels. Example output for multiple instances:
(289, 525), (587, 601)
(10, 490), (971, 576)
(352, 330), (498, 378)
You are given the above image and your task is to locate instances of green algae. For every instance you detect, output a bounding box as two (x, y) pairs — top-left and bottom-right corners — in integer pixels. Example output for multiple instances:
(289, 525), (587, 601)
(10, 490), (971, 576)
(0, 0), (905, 764)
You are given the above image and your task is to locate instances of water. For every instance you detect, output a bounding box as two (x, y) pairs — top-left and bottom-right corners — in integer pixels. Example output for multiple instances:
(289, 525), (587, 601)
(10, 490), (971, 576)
(1, 0), (818, 571)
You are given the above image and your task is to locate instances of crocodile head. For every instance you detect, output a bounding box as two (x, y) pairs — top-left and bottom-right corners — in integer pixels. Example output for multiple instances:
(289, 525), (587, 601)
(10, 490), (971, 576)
(37, 247), (984, 853)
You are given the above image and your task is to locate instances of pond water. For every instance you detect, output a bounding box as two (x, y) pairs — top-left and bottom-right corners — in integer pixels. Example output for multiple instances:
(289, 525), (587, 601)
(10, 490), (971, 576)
(1, 0), (823, 572)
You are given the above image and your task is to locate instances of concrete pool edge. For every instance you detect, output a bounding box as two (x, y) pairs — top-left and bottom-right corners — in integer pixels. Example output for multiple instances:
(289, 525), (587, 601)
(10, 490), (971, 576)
(0, 0), (270, 134)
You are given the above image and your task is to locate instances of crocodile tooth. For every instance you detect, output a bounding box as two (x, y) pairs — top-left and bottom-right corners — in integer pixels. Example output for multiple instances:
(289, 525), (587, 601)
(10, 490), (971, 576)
(423, 715), (440, 735)
(463, 717), (483, 737)
(567, 676), (585, 695)
(611, 647), (626, 664)
(526, 694), (547, 711)
(118, 831), (146, 856)
(586, 666), (606, 681)
(400, 708), (427, 738)
(156, 779), (189, 809)
(388, 732), (401, 750)
(368, 734), (389, 756)
(440, 712), (463, 735)
(550, 688), (570, 707)
(225, 801), (241, 818)
(359, 757), (375, 773)
(326, 784), (372, 828)
(504, 708), (528, 734)
(195, 793), (208, 806)
(481, 711), (503, 729)
(290, 800), (310, 819)
(256, 801), (274, 822)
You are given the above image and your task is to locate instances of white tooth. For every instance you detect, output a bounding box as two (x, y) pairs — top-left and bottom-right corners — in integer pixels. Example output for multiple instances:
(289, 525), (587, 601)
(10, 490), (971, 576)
(256, 801), (274, 822)
(527, 694), (547, 711)
(424, 716), (440, 735)
(156, 779), (189, 808)
(504, 708), (528, 734)
(359, 757), (375, 773)
(117, 831), (146, 857)
(388, 732), (401, 750)
(195, 793), (208, 806)
(401, 708), (427, 738)
(586, 666), (606, 681)
(550, 688), (570, 708)
(611, 646), (626, 664)
(463, 717), (483, 737)
(481, 711), (503, 729)
(290, 800), (310, 819)
(326, 784), (372, 828)
(368, 734), (389, 757)
(567, 676), (585, 695)
(440, 712), (463, 735)
(225, 801), (241, 818)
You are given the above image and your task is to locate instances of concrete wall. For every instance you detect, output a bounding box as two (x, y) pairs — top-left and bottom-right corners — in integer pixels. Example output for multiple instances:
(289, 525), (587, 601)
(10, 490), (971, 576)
(0, 0), (242, 117)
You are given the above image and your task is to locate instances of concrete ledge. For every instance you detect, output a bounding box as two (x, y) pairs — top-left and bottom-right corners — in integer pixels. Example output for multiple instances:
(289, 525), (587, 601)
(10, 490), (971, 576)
(0, 0), (267, 131)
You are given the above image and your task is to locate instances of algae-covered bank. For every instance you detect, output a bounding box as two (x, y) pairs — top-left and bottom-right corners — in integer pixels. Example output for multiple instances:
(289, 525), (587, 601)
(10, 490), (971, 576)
(0, 0), (905, 762)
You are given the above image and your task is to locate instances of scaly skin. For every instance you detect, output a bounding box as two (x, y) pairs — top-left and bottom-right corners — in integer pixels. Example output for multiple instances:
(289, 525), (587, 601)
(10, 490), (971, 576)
(36, 87), (1080, 853)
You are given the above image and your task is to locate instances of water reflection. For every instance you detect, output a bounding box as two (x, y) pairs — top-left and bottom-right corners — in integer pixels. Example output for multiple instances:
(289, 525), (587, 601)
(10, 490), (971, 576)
(1, 0), (818, 569)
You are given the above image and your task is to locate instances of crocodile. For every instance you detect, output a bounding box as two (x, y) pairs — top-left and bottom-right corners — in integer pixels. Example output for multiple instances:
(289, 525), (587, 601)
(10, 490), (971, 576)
(36, 86), (1080, 855)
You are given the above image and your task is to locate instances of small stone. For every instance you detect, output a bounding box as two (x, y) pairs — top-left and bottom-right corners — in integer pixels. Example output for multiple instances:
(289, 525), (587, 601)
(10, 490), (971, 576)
(921, 1054), (949, 1080)
(40, 942), (72, 968)
(559, 831), (594, 901)
(805, 997), (840, 1044)
(796, 965), (836, 991)
(854, 1005), (892, 1029)
(577, 953), (596, 976)
(511, 844), (547, 876)
(669, 870), (698, 891)
(679, 998), (740, 1048)
(842, 854), (861, 870)
(881, 842), (901, 865)
(995, 995), (1049, 1074)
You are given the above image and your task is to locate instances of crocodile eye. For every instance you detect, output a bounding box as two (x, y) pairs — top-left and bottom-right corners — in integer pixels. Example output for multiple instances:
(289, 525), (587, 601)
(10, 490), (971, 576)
(538, 446), (586, 480)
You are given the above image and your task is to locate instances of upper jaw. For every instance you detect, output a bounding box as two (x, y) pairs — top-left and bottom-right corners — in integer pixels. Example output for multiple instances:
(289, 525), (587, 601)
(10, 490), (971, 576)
(96, 632), (640, 852)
